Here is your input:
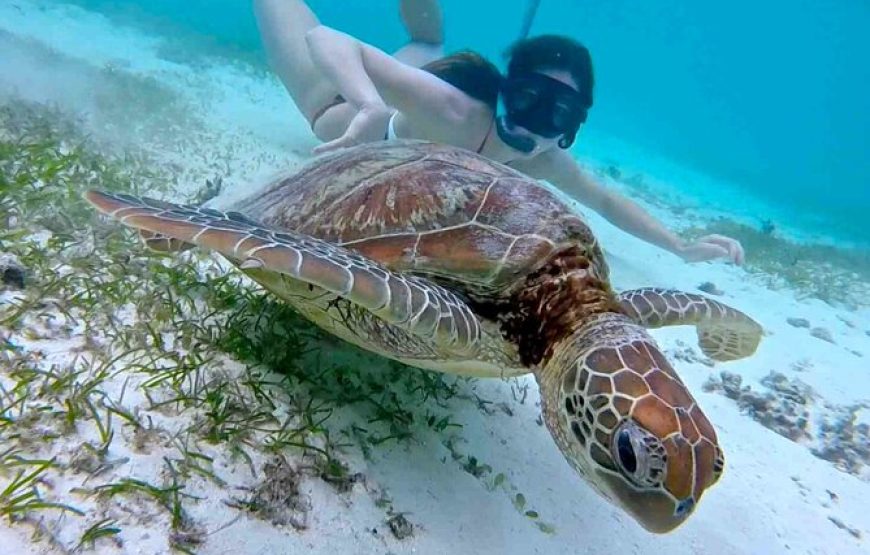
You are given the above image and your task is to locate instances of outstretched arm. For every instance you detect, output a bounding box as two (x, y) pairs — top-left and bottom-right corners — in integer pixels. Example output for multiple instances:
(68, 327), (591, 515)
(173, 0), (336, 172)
(516, 150), (745, 264)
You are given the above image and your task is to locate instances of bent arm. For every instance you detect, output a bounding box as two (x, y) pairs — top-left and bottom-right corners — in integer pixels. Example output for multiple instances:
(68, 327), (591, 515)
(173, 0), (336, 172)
(304, 25), (468, 126)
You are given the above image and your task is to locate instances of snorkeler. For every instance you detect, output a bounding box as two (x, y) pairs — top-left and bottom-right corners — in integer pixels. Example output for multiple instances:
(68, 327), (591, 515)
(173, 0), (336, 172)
(253, 0), (745, 265)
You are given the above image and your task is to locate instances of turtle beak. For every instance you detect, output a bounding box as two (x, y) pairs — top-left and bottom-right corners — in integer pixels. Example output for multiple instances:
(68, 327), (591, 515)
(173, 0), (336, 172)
(598, 470), (695, 533)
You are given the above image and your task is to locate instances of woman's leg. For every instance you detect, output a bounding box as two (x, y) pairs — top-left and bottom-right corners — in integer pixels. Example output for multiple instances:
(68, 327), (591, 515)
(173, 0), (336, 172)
(253, 1), (344, 122)
(254, 0), (445, 142)
(313, 0), (446, 141)
(394, 0), (445, 66)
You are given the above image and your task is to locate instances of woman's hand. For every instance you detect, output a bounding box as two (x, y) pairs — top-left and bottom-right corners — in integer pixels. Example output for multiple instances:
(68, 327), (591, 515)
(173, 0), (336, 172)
(677, 234), (745, 265)
(313, 103), (393, 154)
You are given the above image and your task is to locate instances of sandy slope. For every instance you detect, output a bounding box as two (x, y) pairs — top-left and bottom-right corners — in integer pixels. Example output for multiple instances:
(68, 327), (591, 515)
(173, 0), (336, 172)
(1, 2), (867, 554)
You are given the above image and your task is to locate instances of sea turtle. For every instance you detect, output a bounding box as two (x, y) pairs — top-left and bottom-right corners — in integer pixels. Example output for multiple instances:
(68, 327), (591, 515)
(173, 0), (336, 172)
(84, 140), (761, 533)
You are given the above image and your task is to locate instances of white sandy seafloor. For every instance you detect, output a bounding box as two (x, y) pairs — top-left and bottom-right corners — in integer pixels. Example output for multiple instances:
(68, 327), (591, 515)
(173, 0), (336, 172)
(1, 2), (868, 554)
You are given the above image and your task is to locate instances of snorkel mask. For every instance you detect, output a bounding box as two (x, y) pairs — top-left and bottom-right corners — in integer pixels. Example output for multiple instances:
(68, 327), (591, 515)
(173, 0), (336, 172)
(496, 71), (590, 154)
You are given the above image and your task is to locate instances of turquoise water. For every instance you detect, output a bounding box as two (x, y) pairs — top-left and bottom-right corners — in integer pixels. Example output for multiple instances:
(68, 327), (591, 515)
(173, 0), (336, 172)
(58, 0), (868, 246)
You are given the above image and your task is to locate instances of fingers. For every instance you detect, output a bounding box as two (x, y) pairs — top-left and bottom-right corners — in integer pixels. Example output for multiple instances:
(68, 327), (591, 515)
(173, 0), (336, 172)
(698, 244), (729, 262)
(709, 237), (740, 264)
(681, 242), (729, 263)
(732, 242), (745, 265)
(699, 234), (745, 265)
(313, 107), (392, 155)
(313, 136), (354, 154)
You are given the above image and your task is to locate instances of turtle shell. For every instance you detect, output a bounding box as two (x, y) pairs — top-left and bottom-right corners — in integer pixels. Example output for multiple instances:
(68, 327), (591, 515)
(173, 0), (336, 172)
(231, 140), (608, 297)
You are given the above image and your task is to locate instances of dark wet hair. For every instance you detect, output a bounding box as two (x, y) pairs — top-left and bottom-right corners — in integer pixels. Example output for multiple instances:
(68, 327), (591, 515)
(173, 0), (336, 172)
(504, 34), (594, 109)
(420, 36), (594, 117)
(421, 50), (502, 110)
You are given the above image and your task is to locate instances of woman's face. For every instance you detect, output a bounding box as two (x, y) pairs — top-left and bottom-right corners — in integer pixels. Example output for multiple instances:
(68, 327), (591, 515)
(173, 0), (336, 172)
(500, 67), (584, 158)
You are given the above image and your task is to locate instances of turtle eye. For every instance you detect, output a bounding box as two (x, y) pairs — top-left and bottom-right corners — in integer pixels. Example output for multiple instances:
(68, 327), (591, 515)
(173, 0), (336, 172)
(611, 421), (667, 488)
(615, 428), (637, 474)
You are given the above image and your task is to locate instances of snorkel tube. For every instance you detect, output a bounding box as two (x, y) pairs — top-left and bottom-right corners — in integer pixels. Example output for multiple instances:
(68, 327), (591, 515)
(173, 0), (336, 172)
(496, 112), (537, 154)
(496, 0), (543, 154)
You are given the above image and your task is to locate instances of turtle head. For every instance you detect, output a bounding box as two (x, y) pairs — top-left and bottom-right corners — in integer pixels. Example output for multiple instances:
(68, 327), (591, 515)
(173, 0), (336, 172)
(536, 312), (724, 533)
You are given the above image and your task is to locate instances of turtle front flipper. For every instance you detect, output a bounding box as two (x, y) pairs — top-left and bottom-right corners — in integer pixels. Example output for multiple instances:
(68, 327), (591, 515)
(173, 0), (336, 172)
(617, 288), (762, 361)
(84, 190), (481, 355)
(137, 230), (194, 253)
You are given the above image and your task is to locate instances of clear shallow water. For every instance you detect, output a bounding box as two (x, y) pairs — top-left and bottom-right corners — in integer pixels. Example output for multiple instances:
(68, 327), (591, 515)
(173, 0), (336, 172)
(57, 0), (870, 247)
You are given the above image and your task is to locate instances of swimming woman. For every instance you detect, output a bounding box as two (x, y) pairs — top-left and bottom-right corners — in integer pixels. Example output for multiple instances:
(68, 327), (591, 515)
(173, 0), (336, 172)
(253, 0), (745, 265)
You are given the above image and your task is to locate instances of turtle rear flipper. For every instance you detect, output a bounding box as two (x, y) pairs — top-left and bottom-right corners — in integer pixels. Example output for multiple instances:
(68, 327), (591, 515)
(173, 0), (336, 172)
(85, 189), (481, 356)
(618, 288), (762, 361)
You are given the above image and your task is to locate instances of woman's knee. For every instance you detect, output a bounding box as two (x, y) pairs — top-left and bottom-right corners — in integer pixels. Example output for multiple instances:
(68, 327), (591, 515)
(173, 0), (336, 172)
(393, 42), (444, 68)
